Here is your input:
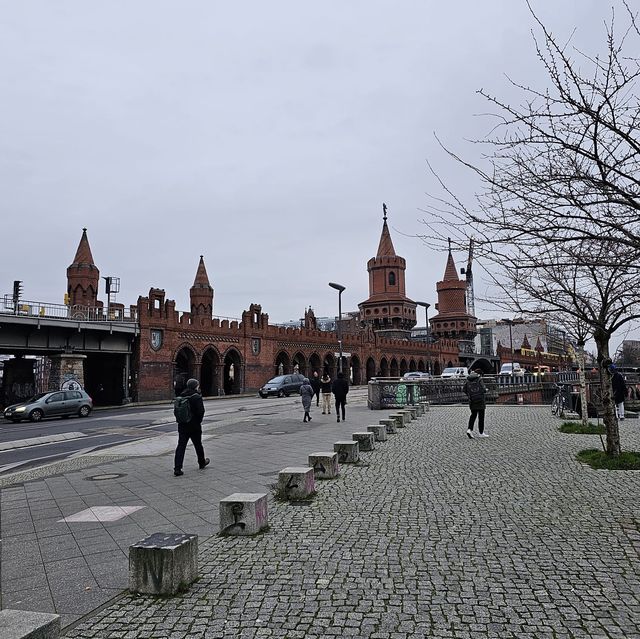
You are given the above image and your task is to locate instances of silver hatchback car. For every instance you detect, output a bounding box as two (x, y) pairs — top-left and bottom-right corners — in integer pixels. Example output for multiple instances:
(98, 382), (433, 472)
(3, 390), (93, 422)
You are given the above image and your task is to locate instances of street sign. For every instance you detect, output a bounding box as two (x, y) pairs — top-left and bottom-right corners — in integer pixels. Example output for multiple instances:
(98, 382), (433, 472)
(334, 352), (351, 358)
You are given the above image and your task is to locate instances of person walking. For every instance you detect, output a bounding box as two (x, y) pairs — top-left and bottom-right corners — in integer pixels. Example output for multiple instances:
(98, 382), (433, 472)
(310, 371), (321, 407)
(610, 364), (627, 421)
(300, 377), (314, 422)
(320, 372), (332, 414)
(463, 368), (488, 438)
(173, 378), (209, 476)
(332, 371), (349, 422)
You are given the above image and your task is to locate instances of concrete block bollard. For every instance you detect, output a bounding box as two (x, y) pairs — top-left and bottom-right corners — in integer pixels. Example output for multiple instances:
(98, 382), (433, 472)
(408, 407), (418, 419)
(0, 609), (60, 639)
(379, 418), (398, 434)
(308, 452), (340, 479)
(367, 424), (387, 442)
(390, 413), (407, 427)
(220, 493), (268, 535)
(421, 401), (430, 412)
(399, 410), (413, 423)
(415, 403), (425, 416)
(352, 431), (375, 451)
(129, 532), (198, 595)
(277, 467), (315, 500)
(334, 440), (359, 463)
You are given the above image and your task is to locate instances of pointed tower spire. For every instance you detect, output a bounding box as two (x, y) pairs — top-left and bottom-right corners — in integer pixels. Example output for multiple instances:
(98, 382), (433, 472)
(376, 203), (397, 257)
(67, 228), (100, 307)
(443, 249), (459, 281)
(190, 255), (214, 317)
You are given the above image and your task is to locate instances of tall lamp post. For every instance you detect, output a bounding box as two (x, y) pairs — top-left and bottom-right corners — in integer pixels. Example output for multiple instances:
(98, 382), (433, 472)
(415, 301), (431, 373)
(329, 282), (346, 374)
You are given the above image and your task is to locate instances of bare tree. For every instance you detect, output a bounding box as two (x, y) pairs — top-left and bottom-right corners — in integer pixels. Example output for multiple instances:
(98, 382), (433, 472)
(420, 3), (640, 455)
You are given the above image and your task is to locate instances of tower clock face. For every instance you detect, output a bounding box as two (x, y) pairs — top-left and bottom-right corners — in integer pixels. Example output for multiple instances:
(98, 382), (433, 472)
(150, 330), (163, 351)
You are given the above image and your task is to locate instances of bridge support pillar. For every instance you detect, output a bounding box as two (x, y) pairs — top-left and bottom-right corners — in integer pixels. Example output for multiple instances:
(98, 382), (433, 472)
(48, 354), (87, 391)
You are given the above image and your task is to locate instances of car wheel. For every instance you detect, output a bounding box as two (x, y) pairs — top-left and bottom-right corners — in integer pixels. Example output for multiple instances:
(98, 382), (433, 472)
(29, 409), (44, 422)
(277, 390), (285, 398)
(79, 405), (91, 418)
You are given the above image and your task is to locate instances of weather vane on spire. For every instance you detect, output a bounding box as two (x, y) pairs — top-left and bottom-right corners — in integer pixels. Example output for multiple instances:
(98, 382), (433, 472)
(448, 237), (452, 251)
(383, 202), (388, 221)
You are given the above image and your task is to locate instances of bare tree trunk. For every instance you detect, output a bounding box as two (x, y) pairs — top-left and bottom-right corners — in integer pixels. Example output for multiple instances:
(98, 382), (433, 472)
(577, 346), (589, 429)
(594, 329), (621, 456)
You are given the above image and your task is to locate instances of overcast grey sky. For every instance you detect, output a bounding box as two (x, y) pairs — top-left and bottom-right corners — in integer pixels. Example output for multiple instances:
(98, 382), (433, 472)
(2, 1), (628, 343)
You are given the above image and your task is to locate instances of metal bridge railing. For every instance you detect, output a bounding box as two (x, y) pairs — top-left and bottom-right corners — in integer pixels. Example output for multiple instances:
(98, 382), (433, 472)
(0, 298), (137, 323)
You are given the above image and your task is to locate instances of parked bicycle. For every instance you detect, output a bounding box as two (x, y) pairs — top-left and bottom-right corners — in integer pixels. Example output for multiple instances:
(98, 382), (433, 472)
(551, 383), (572, 417)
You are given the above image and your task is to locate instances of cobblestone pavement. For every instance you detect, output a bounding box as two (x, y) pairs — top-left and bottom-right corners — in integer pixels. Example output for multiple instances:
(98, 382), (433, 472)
(61, 406), (640, 639)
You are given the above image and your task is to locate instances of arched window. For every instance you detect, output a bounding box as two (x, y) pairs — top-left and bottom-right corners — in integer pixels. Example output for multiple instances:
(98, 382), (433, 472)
(389, 272), (396, 286)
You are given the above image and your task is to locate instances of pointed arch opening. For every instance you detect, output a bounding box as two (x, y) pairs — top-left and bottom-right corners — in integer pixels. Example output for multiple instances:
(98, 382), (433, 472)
(323, 353), (336, 378)
(400, 358), (408, 376)
(309, 353), (322, 377)
(390, 358), (399, 377)
(350, 355), (361, 385)
(174, 346), (197, 395)
(380, 358), (389, 377)
(293, 352), (306, 376)
(223, 348), (243, 395)
(201, 347), (221, 397)
(366, 357), (376, 381)
(275, 351), (291, 376)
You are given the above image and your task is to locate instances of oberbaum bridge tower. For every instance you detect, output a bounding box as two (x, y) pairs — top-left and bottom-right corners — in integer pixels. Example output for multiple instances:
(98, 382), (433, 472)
(59, 211), (473, 402)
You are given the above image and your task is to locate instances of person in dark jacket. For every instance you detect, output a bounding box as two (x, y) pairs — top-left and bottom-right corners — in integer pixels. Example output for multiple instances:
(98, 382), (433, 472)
(320, 372), (332, 414)
(463, 368), (488, 438)
(331, 371), (349, 422)
(610, 364), (627, 421)
(174, 378), (209, 476)
(310, 371), (321, 407)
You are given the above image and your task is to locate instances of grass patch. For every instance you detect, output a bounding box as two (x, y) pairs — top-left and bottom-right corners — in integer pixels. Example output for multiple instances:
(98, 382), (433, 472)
(577, 449), (640, 470)
(559, 421), (605, 434)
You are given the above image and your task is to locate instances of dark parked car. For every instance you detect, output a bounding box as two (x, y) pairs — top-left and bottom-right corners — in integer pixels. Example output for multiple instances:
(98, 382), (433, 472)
(3, 390), (93, 422)
(259, 374), (306, 398)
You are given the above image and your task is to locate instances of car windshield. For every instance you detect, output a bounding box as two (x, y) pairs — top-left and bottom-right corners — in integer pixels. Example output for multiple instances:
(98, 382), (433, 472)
(26, 393), (48, 402)
(266, 376), (286, 384)
(442, 368), (457, 374)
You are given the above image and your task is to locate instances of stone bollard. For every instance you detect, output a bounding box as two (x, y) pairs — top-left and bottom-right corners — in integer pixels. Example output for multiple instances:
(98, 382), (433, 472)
(334, 440), (359, 463)
(399, 409), (413, 423)
(421, 401), (430, 412)
(352, 431), (375, 451)
(390, 413), (407, 427)
(220, 493), (268, 535)
(415, 403), (425, 416)
(379, 418), (398, 434)
(277, 467), (315, 500)
(129, 532), (198, 595)
(367, 424), (387, 442)
(0, 609), (60, 639)
(408, 407), (418, 419)
(308, 452), (340, 479)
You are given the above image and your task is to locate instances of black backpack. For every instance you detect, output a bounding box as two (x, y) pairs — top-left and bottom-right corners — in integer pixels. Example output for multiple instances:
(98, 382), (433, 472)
(173, 396), (192, 424)
(467, 378), (484, 402)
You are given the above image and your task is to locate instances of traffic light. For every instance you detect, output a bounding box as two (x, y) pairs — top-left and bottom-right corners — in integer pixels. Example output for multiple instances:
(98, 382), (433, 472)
(12, 280), (22, 304)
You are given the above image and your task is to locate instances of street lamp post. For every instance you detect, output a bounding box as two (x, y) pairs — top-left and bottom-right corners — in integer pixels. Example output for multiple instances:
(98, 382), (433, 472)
(415, 301), (431, 374)
(329, 282), (346, 374)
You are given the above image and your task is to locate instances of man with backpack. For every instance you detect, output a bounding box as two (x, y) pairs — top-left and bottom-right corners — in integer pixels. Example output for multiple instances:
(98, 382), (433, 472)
(463, 368), (488, 439)
(173, 378), (210, 476)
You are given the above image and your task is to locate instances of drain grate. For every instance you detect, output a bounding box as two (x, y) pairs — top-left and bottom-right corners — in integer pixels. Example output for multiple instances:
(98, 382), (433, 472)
(85, 473), (127, 482)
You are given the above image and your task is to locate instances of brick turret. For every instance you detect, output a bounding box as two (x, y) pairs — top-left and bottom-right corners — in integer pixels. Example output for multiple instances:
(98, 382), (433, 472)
(358, 204), (417, 339)
(431, 249), (476, 341)
(67, 228), (100, 307)
(190, 255), (213, 317)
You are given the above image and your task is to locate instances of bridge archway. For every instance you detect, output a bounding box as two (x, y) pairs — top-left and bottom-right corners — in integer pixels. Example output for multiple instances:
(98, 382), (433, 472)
(174, 345), (197, 395)
(380, 358), (389, 377)
(390, 358), (399, 377)
(366, 357), (376, 381)
(275, 351), (291, 376)
(417, 360), (425, 372)
(309, 353), (322, 377)
(351, 355), (361, 385)
(400, 358), (408, 376)
(223, 348), (243, 395)
(293, 352), (306, 375)
(201, 347), (221, 397)
(323, 353), (336, 378)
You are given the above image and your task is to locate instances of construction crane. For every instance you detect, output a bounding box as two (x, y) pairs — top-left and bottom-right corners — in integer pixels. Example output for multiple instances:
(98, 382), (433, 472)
(460, 238), (475, 317)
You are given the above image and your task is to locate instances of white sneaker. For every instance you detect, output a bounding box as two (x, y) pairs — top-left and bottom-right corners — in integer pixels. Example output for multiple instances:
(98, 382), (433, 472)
(466, 429), (474, 439)
(479, 432), (489, 438)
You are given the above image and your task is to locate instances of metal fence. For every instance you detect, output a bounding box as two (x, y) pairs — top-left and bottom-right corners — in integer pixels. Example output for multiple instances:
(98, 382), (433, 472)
(0, 298), (137, 323)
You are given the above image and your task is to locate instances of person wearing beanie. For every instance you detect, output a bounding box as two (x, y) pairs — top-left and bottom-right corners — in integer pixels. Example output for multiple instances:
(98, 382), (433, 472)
(173, 377), (209, 476)
(300, 377), (314, 422)
(331, 371), (349, 422)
